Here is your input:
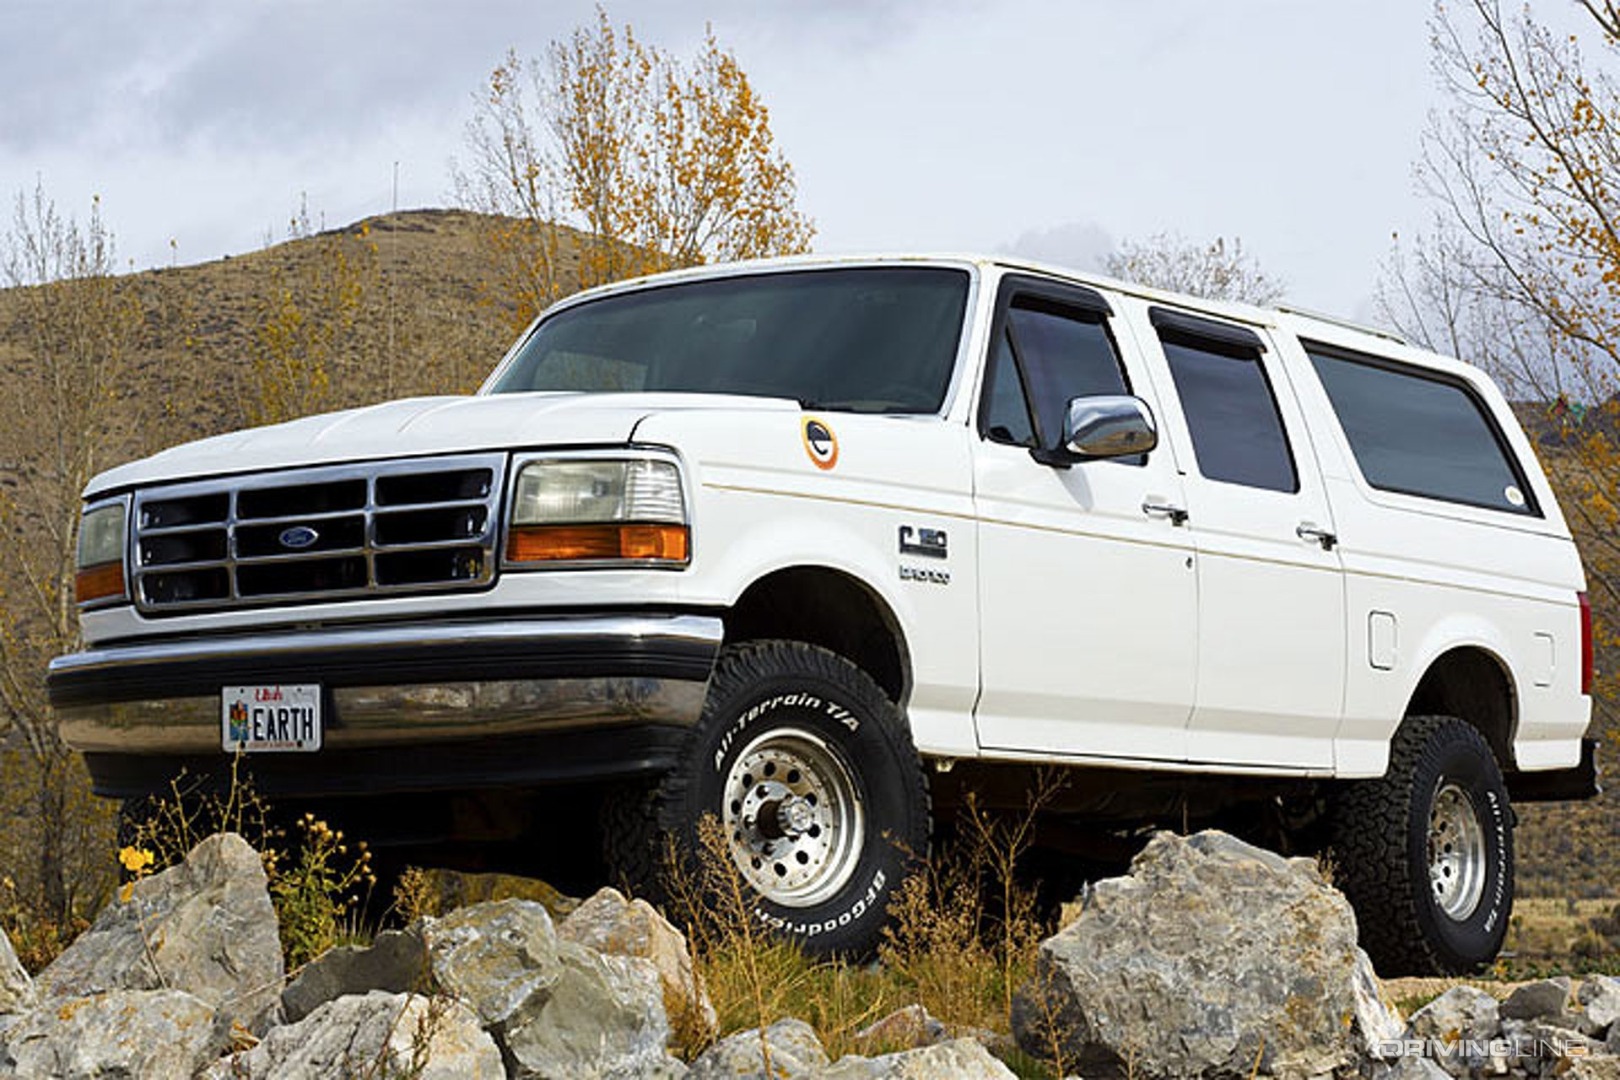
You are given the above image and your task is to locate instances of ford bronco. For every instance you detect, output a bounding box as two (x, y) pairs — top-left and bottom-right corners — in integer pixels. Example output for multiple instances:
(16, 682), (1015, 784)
(49, 255), (1597, 973)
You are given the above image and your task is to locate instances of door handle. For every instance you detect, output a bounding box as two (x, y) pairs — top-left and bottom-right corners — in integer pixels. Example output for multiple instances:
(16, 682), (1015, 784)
(1142, 499), (1189, 526)
(1296, 522), (1338, 551)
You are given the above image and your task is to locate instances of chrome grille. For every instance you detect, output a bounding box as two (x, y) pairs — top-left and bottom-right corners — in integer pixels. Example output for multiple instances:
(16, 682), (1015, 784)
(132, 454), (505, 614)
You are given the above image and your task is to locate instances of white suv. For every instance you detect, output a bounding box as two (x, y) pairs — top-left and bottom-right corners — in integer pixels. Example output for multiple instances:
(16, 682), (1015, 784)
(49, 255), (1596, 974)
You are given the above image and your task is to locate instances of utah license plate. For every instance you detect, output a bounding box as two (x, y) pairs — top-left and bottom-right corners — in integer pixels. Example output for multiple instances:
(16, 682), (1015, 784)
(222, 685), (323, 752)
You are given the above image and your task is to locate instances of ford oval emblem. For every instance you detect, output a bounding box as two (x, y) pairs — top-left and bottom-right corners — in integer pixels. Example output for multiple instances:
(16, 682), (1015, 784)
(279, 525), (320, 550)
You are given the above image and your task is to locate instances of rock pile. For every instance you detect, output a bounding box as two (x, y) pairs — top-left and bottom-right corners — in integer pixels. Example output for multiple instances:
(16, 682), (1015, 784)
(1, 828), (1617, 1078)
(1388, 979), (1620, 1077)
(0, 833), (1013, 1078)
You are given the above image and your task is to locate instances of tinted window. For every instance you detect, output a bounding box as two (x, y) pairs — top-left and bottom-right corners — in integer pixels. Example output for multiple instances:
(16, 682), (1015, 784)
(982, 300), (1131, 452)
(489, 267), (970, 414)
(1306, 345), (1535, 514)
(1162, 334), (1298, 493)
(983, 330), (1036, 445)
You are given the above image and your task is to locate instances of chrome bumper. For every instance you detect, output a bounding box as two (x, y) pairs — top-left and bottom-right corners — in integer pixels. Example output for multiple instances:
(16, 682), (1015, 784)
(48, 613), (724, 756)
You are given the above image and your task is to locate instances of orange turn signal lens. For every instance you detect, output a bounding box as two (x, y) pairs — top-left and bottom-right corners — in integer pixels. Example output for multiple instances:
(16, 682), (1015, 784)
(75, 561), (127, 606)
(506, 523), (690, 564)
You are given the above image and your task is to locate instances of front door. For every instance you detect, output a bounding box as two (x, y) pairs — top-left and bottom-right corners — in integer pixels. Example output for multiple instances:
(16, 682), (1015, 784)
(972, 276), (1197, 762)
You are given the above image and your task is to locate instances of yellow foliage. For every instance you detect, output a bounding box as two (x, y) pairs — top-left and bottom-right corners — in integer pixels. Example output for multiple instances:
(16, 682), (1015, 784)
(248, 217), (378, 426)
(456, 7), (814, 330)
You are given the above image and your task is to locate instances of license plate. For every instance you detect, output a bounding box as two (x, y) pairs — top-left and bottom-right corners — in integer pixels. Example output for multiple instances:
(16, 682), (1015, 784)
(222, 685), (323, 752)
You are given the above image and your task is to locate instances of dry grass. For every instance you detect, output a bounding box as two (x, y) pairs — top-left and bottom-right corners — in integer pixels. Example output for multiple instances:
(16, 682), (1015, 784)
(1499, 895), (1620, 978)
(1379, 895), (1620, 1015)
(649, 775), (1071, 1076)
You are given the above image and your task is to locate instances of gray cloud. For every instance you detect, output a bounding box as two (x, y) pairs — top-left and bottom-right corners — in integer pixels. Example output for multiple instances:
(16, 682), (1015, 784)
(1002, 221), (1116, 275)
(2, 1), (1444, 314)
(1, 1), (934, 155)
(1, 1), (541, 154)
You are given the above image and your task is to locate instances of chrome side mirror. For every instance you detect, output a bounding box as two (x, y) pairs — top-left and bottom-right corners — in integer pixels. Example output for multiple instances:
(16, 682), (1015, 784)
(1062, 395), (1158, 459)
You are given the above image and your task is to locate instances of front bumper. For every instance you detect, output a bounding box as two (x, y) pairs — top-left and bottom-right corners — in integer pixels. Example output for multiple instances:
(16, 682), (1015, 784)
(47, 613), (723, 798)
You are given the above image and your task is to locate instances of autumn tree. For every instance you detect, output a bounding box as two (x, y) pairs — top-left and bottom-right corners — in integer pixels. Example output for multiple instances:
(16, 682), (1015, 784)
(247, 200), (382, 426)
(1103, 231), (1285, 305)
(455, 8), (815, 330)
(1389, 0), (1620, 624)
(0, 183), (131, 925)
(1389, 0), (1620, 895)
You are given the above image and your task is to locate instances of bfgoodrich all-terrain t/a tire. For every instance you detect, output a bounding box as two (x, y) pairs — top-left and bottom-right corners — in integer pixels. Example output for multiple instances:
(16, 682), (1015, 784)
(1331, 715), (1514, 976)
(611, 641), (931, 958)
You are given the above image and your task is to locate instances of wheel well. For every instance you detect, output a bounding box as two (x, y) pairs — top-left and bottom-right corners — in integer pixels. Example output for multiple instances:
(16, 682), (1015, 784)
(1406, 647), (1517, 770)
(725, 567), (910, 703)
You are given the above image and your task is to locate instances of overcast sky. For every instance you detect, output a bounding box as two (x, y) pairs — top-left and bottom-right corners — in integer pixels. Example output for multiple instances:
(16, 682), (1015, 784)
(0, 1), (1450, 319)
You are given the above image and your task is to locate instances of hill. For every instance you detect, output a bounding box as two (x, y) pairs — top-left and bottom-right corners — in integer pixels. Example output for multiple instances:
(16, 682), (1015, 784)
(0, 208), (553, 470)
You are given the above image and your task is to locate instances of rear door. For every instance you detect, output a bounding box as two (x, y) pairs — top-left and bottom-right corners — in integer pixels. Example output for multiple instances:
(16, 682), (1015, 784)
(1123, 303), (1345, 769)
(972, 275), (1197, 762)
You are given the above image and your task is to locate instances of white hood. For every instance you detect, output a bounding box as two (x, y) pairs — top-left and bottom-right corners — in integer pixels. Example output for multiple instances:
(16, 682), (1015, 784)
(86, 392), (800, 496)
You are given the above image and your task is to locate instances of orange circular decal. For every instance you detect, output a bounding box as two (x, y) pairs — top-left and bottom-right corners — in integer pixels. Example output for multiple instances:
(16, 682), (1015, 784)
(801, 416), (839, 470)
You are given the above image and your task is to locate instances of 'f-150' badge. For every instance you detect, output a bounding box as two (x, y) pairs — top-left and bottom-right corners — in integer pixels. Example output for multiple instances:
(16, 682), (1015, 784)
(899, 525), (947, 559)
(801, 417), (839, 470)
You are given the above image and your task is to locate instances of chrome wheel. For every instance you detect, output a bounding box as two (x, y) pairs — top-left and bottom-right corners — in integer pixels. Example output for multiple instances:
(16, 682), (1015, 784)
(721, 727), (865, 907)
(1428, 781), (1487, 921)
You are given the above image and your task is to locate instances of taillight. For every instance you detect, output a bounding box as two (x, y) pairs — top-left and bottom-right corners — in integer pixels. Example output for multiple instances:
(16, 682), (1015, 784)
(1579, 591), (1594, 696)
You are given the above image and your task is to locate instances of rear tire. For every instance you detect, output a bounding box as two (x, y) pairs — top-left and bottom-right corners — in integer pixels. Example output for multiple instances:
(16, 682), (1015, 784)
(1330, 715), (1514, 975)
(606, 640), (931, 957)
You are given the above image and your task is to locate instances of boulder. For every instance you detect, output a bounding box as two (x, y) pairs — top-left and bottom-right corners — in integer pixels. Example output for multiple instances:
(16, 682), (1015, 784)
(2, 988), (223, 1078)
(852, 1005), (948, 1053)
(1351, 949), (1406, 1058)
(33, 832), (283, 1032)
(816, 1038), (1017, 1079)
(1577, 974), (1620, 1037)
(1010, 830), (1399, 1079)
(1405, 986), (1500, 1078)
(687, 1017), (829, 1078)
(281, 923), (430, 1023)
(206, 989), (503, 1079)
(1565, 1056), (1620, 1080)
(1500, 976), (1571, 1021)
(1610, 1014), (1620, 1056)
(0, 925), (32, 1015)
(424, 898), (561, 1029)
(1378, 1057), (1453, 1080)
(561, 886), (716, 1032)
(1405, 985), (1500, 1042)
(1500, 1017), (1604, 1074)
(423, 897), (684, 1077)
(502, 941), (685, 1079)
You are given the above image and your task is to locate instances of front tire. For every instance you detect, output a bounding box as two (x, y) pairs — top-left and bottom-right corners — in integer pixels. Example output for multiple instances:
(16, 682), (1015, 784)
(1330, 715), (1514, 975)
(612, 641), (931, 957)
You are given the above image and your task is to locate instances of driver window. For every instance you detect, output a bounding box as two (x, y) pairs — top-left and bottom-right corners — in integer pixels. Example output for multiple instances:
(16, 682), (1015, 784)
(981, 297), (1134, 457)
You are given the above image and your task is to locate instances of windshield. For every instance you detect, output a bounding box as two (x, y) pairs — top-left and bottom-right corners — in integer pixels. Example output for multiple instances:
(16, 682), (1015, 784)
(486, 266), (971, 414)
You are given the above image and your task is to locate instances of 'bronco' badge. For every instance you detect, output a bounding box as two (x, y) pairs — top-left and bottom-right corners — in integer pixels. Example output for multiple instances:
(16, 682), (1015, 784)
(801, 417), (839, 471)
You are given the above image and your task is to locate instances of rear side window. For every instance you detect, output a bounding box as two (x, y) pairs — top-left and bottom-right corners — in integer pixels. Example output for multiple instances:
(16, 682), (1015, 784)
(1157, 318), (1298, 493)
(1305, 344), (1537, 515)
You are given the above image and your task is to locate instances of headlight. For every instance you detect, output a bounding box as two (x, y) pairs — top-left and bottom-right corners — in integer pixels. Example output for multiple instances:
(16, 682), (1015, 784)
(75, 499), (129, 606)
(506, 457), (689, 565)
